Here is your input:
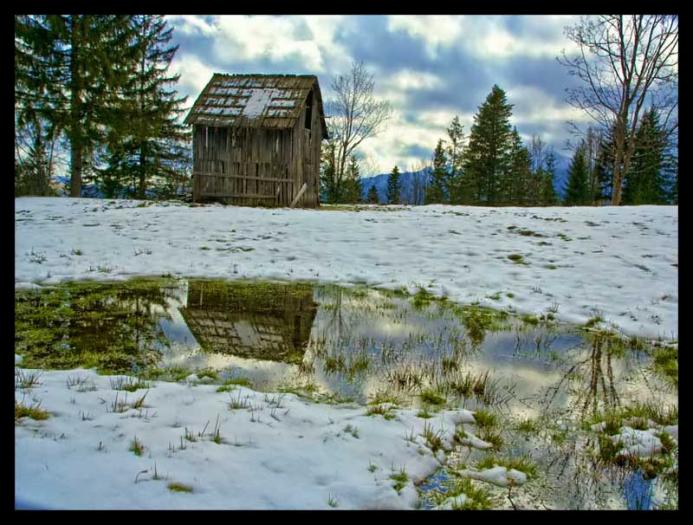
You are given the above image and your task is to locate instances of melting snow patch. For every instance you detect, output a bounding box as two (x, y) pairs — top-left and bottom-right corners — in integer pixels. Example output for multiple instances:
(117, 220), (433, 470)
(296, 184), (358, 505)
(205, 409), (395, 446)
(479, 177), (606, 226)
(459, 466), (528, 487)
(457, 431), (493, 450)
(610, 427), (663, 458)
(661, 425), (678, 441)
(436, 494), (467, 510)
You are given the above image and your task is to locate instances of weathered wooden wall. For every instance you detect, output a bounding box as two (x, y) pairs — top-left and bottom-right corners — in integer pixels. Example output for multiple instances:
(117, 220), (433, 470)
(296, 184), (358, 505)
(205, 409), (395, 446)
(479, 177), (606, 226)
(192, 88), (322, 207)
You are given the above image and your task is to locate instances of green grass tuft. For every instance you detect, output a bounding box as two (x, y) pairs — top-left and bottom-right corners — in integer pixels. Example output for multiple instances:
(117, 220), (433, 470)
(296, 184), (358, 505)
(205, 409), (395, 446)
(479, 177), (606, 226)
(15, 400), (50, 422)
(472, 409), (498, 429)
(167, 482), (193, 493)
(419, 388), (446, 406)
(129, 436), (144, 456)
(390, 468), (409, 493)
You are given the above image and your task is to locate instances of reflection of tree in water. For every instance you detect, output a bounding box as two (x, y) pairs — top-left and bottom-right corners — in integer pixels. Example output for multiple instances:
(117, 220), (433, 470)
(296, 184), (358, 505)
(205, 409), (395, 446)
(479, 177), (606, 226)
(15, 279), (176, 372)
(542, 332), (622, 419)
(180, 280), (317, 364)
(532, 333), (650, 509)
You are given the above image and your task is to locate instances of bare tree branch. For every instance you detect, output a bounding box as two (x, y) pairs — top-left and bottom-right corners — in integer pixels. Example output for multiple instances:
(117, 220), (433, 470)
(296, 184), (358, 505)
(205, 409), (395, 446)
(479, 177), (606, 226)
(325, 61), (392, 196)
(557, 15), (677, 205)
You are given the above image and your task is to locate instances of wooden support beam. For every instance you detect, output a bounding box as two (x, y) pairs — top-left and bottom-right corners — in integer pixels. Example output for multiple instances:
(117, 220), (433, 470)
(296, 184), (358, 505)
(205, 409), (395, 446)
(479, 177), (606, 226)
(290, 182), (308, 208)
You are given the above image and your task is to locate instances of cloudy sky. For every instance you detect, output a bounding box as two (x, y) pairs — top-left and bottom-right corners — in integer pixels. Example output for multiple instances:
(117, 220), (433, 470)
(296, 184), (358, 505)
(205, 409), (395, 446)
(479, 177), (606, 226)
(167, 15), (592, 176)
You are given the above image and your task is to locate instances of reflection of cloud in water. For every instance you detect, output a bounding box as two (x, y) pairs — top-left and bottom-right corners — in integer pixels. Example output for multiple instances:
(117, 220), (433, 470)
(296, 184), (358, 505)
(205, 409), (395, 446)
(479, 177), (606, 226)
(159, 347), (297, 385)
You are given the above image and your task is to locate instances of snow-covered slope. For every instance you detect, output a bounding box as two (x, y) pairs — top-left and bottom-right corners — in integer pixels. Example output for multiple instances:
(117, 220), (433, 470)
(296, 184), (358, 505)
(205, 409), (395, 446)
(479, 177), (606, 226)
(15, 197), (678, 339)
(15, 367), (471, 509)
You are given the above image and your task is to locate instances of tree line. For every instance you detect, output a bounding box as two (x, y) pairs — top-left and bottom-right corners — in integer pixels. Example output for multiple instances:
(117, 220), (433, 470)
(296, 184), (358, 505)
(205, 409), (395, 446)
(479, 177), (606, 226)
(15, 15), (190, 199)
(564, 110), (677, 205)
(363, 81), (675, 207)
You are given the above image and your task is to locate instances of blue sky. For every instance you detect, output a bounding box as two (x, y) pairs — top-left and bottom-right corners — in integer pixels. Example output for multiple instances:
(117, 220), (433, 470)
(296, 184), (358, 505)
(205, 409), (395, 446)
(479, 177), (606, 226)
(166, 15), (592, 176)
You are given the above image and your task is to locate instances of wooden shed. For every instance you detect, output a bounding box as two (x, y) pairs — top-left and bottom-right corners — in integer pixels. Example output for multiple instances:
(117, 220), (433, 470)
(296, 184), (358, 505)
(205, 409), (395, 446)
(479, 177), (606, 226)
(184, 73), (328, 207)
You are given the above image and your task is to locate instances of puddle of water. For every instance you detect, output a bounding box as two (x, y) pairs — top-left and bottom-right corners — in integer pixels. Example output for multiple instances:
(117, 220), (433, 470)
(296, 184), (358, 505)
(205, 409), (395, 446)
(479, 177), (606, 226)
(15, 277), (678, 509)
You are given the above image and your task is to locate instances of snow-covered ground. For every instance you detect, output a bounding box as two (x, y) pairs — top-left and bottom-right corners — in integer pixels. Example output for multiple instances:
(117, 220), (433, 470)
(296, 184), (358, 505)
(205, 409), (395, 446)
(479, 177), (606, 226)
(15, 197), (677, 339)
(15, 367), (473, 509)
(14, 197), (679, 509)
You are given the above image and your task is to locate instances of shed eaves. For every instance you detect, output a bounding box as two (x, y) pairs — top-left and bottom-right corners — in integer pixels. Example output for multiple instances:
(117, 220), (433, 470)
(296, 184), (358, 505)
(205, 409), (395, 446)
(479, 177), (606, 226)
(184, 73), (328, 139)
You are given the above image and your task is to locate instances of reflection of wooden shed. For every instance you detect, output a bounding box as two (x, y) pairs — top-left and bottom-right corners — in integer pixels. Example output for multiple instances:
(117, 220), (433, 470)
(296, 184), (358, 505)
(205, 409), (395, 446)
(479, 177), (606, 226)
(184, 73), (328, 207)
(179, 281), (317, 364)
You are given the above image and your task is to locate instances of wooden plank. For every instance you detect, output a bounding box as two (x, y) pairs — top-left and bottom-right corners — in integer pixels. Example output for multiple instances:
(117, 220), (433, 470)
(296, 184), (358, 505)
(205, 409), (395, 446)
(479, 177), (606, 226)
(290, 182), (308, 208)
(194, 174), (294, 184)
(199, 192), (278, 200)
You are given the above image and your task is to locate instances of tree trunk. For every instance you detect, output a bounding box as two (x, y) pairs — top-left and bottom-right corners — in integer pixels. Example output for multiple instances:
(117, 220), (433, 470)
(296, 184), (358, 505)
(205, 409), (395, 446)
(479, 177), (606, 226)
(70, 142), (83, 197)
(69, 16), (82, 198)
(138, 146), (146, 199)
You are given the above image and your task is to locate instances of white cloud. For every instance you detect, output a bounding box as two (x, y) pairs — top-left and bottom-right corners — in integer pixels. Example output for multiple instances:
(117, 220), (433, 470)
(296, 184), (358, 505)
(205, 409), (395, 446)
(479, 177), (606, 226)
(387, 15), (582, 60)
(387, 16), (464, 58)
(166, 15), (217, 37)
(209, 15), (350, 74)
(507, 85), (591, 125)
(413, 109), (475, 130)
(357, 109), (444, 174)
(386, 69), (443, 91)
(168, 53), (215, 103)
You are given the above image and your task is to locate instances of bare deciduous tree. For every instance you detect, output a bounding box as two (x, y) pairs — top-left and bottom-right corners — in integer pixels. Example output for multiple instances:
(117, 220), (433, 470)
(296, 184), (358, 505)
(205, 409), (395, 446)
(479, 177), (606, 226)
(559, 15), (678, 205)
(325, 61), (392, 201)
(408, 159), (431, 205)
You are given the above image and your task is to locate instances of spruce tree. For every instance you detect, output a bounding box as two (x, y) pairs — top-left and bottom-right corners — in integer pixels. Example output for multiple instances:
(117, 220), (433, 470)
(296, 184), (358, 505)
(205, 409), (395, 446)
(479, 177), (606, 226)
(595, 131), (615, 204)
(540, 150), (559, 205)
(341, 155), (363, 203)
(446, 116), (465, 203)
(622, 109), (668, 205)
(320, 141), (339, 203)
(98, 16), (189, 199)
(584, 127), (602, 204)
(426, 139), (448, 204)
(564, 143), (590, 205)
(387, 165), (401, 204)
(15, 15), (139, 197)
(367, 184), (379, 204)
(462, 85), (514, 205)
(505, 128), (532, 205)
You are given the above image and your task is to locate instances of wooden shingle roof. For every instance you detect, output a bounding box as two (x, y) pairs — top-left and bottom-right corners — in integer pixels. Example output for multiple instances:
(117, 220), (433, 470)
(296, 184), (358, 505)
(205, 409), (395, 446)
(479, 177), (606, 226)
(184, 73), (328, 139)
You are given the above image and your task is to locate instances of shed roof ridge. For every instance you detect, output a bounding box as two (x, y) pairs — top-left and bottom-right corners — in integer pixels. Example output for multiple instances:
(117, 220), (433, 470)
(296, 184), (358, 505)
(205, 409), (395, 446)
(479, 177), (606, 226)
(212, 73), (318, 79)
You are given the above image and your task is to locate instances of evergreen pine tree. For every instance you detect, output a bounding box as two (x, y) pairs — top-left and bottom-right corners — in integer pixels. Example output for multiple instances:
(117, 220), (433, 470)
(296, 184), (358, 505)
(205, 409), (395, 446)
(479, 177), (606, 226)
(320, 141), (338, 203)
(595, 130), (614, 204)
(564, 143), (591, 205)
(505, 128), (532, 205)
(387, 165), (401, 204)
(540, 150), (559, 205)
(462, 85), (514, 205)
(98, 16), (189, 199)
(622, 109), (668, 205)
(15, 15), (140, 197)
(426, 139), (448, 204)
(341, 155), (363, 203)
(584, 127), (602, 204)
(446, 116), (465, 203)
(367, 184), (379, 204)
